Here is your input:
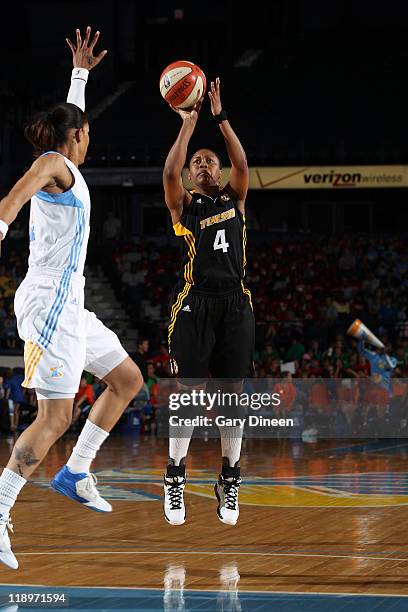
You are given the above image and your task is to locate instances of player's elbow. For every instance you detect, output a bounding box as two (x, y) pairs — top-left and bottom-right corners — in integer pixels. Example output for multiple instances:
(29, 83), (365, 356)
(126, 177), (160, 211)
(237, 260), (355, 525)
(232, 150), (248, 170)
(163, 166), (180, 182)
(235, 156), (248, 170)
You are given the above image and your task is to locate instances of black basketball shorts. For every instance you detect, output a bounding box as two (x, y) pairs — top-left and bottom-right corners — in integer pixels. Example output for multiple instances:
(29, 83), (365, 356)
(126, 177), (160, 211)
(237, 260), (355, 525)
(167, 286), (255, 380)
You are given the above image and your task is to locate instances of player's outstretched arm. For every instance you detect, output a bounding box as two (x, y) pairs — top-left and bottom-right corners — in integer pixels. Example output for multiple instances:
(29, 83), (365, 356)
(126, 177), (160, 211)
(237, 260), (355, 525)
(66, 26), (107, 111)
(163, 102), (201, 223)
(0, 155), (69, 239)
(209, 78), (249, 211)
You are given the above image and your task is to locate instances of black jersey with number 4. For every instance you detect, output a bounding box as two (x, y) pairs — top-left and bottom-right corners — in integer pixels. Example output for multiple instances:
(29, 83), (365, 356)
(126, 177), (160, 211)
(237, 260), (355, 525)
(173, 186), (248, 294)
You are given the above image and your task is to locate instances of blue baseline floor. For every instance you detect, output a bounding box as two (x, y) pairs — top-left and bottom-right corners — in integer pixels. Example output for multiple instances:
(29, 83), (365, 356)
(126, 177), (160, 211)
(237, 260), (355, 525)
(1, 586), (408, 612)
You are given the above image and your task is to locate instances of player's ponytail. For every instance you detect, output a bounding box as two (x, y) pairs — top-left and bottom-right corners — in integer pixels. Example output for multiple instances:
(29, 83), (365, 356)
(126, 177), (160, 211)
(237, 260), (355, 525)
(24, 102), (88, 157)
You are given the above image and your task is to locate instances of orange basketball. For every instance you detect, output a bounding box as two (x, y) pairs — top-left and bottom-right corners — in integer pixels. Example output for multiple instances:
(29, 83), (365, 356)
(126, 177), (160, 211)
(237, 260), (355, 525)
(159, 60), (206, 110)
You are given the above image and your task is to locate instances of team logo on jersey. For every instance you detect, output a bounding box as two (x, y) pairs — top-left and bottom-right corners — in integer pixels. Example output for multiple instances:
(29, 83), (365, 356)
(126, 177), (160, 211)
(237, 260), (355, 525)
(182, 304), (191, 312)
(50, 364), (64, 378)
(220, 193), (230, 202)
(200, 207), (235, 230)
(170, 358), (179, 375)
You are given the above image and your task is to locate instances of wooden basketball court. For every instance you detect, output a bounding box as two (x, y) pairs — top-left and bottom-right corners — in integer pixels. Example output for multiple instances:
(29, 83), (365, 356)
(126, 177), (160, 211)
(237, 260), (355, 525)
(1, 435), (408, 610)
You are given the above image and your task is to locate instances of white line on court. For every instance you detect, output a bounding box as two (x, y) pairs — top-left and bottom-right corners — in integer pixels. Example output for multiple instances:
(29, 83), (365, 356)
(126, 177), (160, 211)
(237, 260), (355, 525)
(11, 550), (408, 562)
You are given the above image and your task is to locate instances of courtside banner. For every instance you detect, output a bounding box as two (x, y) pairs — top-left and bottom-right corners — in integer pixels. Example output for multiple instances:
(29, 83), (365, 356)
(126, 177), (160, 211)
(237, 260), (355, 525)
(182, 166), (407, 189)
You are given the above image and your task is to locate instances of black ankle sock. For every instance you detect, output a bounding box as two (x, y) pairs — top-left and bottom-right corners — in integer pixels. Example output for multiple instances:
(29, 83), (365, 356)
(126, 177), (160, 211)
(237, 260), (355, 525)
(221, 457), (240, 479)
(167, 457), (186, 478)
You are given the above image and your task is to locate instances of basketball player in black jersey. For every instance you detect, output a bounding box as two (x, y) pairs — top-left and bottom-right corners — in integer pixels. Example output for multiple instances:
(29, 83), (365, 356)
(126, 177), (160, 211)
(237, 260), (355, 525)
(162, 78), (254, 526)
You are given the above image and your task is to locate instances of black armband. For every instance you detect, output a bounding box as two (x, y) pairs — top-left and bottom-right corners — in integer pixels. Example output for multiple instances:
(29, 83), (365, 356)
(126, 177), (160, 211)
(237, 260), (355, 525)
(213, 109), (228, 124)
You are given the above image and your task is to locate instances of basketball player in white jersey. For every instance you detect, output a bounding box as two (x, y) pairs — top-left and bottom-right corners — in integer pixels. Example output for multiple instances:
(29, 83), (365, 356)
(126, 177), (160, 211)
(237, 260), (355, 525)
(0, 27), (142, 569)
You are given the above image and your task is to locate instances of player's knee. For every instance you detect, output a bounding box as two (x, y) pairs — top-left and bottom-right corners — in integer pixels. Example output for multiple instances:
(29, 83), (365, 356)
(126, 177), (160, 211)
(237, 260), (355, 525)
(122, 366), (143, 400)
(107, 361), (143, 401)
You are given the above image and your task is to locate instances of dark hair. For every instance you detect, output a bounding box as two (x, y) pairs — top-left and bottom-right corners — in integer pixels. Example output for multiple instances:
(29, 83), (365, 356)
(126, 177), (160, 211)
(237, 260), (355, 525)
(24, 102), (88, 157)
(188, 148), (223, 170)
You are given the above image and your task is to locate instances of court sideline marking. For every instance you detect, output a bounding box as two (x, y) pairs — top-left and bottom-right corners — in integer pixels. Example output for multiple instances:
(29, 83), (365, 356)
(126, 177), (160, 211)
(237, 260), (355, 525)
(9, 550), (408, 562)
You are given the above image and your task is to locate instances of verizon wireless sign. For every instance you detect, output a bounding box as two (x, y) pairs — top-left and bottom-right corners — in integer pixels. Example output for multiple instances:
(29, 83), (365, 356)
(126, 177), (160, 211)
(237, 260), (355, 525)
(249, 166), (406, 189)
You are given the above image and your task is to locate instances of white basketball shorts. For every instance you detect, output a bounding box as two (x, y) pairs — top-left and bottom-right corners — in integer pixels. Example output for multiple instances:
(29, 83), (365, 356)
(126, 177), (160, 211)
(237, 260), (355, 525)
(14, 268), (128, 394)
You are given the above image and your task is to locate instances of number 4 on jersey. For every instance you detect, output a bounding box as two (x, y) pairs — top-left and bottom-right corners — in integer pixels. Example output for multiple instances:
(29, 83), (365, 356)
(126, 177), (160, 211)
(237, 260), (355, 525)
(213, 229), (229, 253)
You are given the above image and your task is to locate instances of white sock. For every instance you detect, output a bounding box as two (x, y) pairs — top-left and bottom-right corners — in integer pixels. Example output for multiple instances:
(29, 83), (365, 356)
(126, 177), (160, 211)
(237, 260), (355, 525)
(169, 427), (194, 467)
(218, 426), (243, 468)
(0, 468), (27, 518)
(67, 420), (109, 474)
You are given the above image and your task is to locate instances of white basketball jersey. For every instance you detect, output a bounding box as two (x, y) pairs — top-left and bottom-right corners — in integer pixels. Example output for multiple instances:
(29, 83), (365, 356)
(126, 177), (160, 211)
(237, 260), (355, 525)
(28, 151), (90, 277)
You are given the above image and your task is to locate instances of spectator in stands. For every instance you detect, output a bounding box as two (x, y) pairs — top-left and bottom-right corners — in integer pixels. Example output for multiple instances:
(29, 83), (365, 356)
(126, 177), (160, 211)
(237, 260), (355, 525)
(285, 337), (305, 363)
(308, 375), (330, 412)
(151, 342), (170, 375)
(261, 343), (280, 361)
(331, 291), (350, 317)
(272, 372), (297, 416)
(321, 296), (338, 322)
(130, 338), (149, 381)
(146, 362), (159, 392)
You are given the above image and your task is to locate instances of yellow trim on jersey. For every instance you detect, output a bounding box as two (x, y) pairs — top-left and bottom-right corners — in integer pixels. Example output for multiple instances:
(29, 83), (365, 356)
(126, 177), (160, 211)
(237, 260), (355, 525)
(168, 282), (192, 347)
(240, 215), (253, 308)
(173, 221), (196, 285)
(242, 214), (247, 269)
(241, 280), (253, 310)
(173, 221), (191, 237)
(22, 340), (44, 387)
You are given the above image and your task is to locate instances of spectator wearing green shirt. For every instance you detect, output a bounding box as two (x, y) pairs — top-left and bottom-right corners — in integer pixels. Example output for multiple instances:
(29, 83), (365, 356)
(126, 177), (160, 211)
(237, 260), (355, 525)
(286, 338), (305, 362)
(146, 362), (159, 394)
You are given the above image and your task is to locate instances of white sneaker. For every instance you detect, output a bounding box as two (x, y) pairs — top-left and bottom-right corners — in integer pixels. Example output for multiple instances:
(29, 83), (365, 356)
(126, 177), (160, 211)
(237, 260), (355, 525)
(51, 466), (112, 513)
(163, 474), (186, 525)
(215, 474), (242, 525)
(0, 515), (18, 570)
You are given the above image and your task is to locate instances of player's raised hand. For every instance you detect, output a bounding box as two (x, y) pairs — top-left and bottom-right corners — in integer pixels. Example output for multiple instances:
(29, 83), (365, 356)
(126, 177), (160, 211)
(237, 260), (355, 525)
(66, 26), (107, 71)
(170, 98), (203, 124)
(208, 77), (222, 116)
